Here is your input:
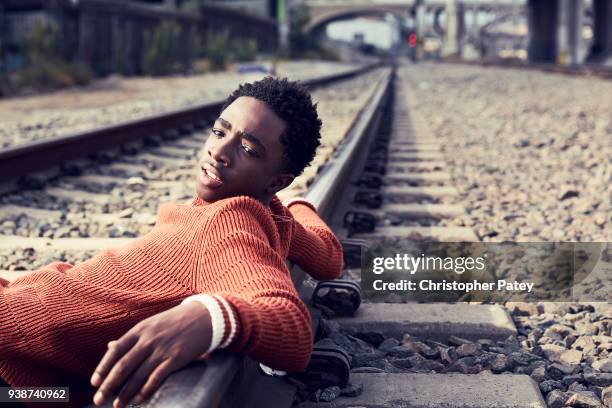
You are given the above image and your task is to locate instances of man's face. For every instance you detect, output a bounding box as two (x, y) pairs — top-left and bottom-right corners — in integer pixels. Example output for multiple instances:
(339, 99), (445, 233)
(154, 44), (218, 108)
(196, 96), (293, 203)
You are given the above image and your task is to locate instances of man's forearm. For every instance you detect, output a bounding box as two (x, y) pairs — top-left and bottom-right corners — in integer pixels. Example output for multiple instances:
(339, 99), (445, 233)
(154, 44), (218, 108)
(284, 199), (344, 280)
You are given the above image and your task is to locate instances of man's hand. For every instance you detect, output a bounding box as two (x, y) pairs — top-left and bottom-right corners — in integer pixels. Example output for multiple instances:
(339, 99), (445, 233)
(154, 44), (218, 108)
(90, 302), (212, 408)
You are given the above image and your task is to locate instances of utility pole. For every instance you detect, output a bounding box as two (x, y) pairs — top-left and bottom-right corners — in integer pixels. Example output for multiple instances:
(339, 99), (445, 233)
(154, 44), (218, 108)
(413, 0), (424, 61)
(278, 0), (290, 55)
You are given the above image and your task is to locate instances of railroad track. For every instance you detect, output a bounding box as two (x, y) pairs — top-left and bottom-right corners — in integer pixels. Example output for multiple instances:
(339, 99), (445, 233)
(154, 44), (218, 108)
(283, 66), (545, 407)
(442, 57), (612, 80)
(0, 62), (560, 407)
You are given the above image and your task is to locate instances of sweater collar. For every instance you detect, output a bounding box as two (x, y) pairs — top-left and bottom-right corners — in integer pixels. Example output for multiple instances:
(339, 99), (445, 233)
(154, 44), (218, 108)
(191, 194), (283, 211)
(191, 195), (210, 207)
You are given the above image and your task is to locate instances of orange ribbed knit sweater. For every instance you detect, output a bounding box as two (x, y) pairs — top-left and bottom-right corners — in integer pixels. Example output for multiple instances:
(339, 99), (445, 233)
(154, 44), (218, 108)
(0, 195), (343, 395)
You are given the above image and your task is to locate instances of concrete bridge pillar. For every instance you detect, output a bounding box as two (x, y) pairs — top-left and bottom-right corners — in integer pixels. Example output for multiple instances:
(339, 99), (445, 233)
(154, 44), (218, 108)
(388, 14), (402, 54)
(527, 0), (559, 62)
(557, 0), (585, 65)
(311, 26), (327, 47)
(566, 0), (584, 65)
(457, 2), (466, 45)
(442, 0), (459, 56)
(587, 0), (612, 63)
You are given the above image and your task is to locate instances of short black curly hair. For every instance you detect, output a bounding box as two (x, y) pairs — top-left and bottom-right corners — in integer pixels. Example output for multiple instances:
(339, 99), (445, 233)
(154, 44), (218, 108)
(221, 76), (322, 177)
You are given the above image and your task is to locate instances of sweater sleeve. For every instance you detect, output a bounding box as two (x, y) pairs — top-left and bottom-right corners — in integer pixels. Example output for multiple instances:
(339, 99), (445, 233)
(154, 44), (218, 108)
(285, 199), (344, 281)
(193, 201), (315, 372)
(1, 261), (73, 287)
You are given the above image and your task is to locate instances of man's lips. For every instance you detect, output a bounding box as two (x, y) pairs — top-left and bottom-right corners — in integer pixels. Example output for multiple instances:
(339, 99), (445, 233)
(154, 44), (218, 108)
(199, 163), (224, 188)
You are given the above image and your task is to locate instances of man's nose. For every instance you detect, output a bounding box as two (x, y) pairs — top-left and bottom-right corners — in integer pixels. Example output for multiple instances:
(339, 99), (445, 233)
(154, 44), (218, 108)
(208, 138), (231, 167)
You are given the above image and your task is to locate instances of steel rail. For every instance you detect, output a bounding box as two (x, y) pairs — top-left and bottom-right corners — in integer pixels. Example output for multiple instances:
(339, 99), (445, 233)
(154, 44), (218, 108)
(0, 63), (380, 184)
(118, 67), (394, 408)
(305, 74), (393, 220)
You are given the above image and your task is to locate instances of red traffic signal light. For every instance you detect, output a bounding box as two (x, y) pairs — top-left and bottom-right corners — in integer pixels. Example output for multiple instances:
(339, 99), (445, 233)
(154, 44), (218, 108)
(408, 33), (417, 47)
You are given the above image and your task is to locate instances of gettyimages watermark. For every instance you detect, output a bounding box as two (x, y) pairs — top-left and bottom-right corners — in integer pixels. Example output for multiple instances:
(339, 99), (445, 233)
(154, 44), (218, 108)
(360, 242), (611, 302)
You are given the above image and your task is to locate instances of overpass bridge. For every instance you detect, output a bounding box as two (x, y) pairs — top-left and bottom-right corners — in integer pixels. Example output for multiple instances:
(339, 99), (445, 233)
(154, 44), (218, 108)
(300, 0), (612, 65)
(304, 0), (520, 32)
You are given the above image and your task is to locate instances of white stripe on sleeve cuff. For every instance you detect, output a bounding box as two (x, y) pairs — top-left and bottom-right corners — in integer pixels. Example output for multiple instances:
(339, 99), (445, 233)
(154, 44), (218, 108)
(182, 293), (238, 354)
(214, 295), (237, 349)
(182, 294), (224, 354)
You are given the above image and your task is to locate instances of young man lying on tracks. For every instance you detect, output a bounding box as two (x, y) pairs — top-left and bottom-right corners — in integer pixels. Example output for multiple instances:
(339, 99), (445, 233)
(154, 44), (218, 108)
(0, 77), (344, 408)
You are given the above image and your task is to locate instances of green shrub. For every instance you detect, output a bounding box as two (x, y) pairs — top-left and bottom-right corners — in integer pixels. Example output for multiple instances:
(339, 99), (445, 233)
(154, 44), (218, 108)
(14, 60), (94, 92)
(0, 75), (11, 97)
(142, 20), (183, 76)
(11, 21), (94, 92)
(204, 30), (230, 71)
(0, 38), (10, 96)
(289, 4), (316, 58)
(230, 38), (258, 62)
(66, 62), (94, 86)
(22, 20), (60, 64)
(141, 20), (200, 76)
(181, 26), (202, 71)
(16, 62), (72, 90)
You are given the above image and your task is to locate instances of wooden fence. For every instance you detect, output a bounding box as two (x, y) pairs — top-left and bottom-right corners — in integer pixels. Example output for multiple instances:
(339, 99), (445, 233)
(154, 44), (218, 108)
(0, 0), (278, 75)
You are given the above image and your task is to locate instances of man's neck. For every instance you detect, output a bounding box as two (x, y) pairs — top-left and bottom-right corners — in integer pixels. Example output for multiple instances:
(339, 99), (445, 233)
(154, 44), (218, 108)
(258, 194), (273, 208)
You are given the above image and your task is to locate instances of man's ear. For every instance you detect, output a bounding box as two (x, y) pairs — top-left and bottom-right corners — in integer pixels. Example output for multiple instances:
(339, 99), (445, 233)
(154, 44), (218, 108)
(266, 174), (295, 195)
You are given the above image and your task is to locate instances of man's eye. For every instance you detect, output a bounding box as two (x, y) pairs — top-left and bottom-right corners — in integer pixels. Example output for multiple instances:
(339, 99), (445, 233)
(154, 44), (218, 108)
(242, 145), (259, 157)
